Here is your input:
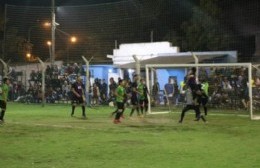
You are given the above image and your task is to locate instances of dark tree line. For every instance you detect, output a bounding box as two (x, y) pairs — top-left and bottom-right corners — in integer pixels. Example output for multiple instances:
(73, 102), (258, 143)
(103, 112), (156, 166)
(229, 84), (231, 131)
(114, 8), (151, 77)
(1, 0), (259, 63)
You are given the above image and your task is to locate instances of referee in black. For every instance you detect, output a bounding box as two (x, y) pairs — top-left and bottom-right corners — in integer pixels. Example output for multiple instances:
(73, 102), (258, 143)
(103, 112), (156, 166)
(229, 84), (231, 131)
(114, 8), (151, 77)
(71, 76), (86, 119)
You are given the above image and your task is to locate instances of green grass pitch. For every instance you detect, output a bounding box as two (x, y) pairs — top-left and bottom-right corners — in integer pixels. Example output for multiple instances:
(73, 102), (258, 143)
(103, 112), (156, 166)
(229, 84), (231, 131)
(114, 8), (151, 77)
(1, 102), (260, 168)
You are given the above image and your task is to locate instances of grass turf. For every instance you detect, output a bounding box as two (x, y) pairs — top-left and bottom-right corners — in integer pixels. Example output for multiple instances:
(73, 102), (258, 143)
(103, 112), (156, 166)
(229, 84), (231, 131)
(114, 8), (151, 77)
(0, 102), (260, 168)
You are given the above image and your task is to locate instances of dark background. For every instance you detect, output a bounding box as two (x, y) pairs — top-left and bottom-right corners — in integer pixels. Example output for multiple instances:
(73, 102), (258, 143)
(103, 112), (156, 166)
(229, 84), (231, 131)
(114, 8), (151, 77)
(1, 0), (260, 64)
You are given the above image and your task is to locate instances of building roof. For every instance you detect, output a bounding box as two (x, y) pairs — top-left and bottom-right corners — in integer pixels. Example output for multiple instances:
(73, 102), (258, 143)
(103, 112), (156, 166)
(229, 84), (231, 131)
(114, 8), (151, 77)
(118, 51), (237, 69)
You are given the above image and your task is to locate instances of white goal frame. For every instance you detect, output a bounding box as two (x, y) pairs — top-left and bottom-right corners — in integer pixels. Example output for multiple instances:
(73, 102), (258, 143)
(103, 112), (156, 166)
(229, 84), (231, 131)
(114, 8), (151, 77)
(145, 63), (259, 120)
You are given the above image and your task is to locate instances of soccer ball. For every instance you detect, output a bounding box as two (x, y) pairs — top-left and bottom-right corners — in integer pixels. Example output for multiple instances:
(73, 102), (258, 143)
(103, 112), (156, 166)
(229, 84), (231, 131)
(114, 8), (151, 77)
(108, 101), (114, 107)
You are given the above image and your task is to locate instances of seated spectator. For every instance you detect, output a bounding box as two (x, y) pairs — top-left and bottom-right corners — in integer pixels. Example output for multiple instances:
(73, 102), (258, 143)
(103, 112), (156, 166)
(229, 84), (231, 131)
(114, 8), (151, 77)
(222, 77), (233, 92)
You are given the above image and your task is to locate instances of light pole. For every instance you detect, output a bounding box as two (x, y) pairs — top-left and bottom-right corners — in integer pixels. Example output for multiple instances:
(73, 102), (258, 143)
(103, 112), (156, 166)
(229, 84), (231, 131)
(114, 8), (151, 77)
(47, 41), (52, 62)
(44, 22), (77, 64)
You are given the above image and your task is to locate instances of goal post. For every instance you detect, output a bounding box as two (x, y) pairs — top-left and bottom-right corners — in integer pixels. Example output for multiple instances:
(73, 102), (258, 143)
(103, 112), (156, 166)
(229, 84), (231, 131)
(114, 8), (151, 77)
(145, 63), (259, 120)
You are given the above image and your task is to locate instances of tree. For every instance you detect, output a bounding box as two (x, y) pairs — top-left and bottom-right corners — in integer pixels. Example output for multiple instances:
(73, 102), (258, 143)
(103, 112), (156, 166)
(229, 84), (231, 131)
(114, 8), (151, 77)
(5, 27), (28, 62)
(0, 7), (4, 58)
(177, 0), (236, 51)
(0, 7), (27, 62)
(138, 0), (193, 42)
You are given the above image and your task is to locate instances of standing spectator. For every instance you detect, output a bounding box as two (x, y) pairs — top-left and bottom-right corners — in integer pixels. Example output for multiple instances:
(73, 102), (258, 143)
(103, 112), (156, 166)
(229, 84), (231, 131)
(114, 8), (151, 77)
(46, 65), (52, 79)
(0, 77), (10, 123)
(164, 78), (174, 105)
(73, 63), (80, 75)
(62, 80), (71, 102)
(100, 79), (108, 104)
(108, 77), (117, 103)
(92, 83), (100, 105)
(152, 79), (160, 106)
(173, 79), (179, 105)
(71, 76), (86, 119)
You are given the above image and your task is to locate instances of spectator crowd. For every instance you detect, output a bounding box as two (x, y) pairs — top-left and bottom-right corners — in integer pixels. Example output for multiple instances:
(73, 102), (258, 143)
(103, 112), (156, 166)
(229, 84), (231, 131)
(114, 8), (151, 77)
(4, 64), (260, 111)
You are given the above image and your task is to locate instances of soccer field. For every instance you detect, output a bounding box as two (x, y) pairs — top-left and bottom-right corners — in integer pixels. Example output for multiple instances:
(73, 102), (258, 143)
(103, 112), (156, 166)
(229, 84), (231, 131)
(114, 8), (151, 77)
(1, 103), (260, 168)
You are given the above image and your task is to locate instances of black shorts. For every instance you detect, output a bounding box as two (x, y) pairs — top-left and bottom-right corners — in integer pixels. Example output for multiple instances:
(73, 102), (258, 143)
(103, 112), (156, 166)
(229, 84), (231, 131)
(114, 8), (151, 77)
(200, 97), (208, 106)
(0, 100), (7, 109)
(71, 96), (85, 105)
(117, 102), (124, 110)
(131, 96), (138, 105)
(139, 99), (148, 105)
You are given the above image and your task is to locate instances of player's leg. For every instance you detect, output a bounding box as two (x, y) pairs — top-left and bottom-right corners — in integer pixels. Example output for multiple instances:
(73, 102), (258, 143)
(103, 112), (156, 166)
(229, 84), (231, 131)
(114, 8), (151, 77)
(71, 104), (76, 117)
(144, 98), (149, 114)
(139, 99), (144, 115)
(114, 102), (124, 124)
(70, 97), (77, 117)
(79, 97), (86, 118)
(202, 98), (208, 115)
(0, 100), (6, 122)
(179, 105), (193, 123)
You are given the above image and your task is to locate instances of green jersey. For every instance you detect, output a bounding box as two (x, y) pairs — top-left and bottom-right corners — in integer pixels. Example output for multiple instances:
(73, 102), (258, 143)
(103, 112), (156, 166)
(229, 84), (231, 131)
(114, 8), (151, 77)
(0, 83), (9, 101)
(201, 82), (209, 96)
(116, 85), (125, 103)
(137, 83), (145, 100)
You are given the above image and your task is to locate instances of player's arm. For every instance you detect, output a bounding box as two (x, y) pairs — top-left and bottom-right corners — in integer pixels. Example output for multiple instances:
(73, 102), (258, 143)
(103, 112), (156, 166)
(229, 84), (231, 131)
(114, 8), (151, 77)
(134, 86), (142, 95)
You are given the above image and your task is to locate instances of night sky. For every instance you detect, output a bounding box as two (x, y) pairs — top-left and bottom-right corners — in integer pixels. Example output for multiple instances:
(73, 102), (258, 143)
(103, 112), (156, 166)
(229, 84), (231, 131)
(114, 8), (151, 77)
(1, 0), (260, 63)
(0, 0), (122, 7)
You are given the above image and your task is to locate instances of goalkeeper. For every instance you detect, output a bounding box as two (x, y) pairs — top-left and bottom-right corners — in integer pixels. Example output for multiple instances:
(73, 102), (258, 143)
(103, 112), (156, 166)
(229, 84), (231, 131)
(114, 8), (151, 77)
(179, 84), (206, 123)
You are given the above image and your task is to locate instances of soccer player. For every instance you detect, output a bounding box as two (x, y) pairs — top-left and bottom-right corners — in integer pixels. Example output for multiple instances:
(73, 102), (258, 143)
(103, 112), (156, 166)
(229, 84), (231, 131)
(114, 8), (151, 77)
(129, 74), (140, 117)
(186, 67), (197, 100)
(137, 78), (149, 116)
(0, 77), (10, 123)
(71, 76), (86, 119)
(187, 67), (197, 89)
(193, 84), (207, 122)
(201, 79), (209, 115)
(113, 79), (126, 124)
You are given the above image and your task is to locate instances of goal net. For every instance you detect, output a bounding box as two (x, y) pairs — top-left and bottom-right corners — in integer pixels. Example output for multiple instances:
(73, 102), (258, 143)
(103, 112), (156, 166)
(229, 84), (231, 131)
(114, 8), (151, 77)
(145, 63), (260, 120)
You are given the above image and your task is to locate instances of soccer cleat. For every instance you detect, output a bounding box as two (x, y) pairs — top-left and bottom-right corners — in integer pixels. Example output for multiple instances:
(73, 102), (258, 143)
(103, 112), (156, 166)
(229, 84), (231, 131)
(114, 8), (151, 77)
(113, 119), (121, 124)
